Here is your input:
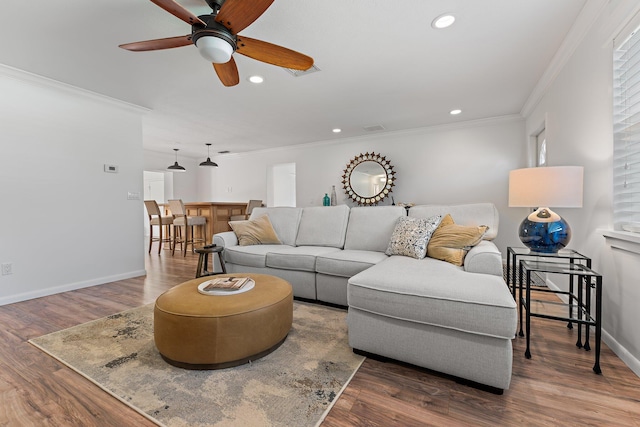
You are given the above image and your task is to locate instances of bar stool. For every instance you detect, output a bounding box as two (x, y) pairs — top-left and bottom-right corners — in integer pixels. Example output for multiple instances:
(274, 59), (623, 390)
(229, 199), (262, 221)
(168, 199), (207, 256)
(144, 200), (173, 254)
(194, 245), (227, 278)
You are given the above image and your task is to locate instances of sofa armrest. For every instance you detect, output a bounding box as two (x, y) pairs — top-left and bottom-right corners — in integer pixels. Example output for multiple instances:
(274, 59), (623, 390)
(213, 231), (238, 248)
(464, 240), (503, 277)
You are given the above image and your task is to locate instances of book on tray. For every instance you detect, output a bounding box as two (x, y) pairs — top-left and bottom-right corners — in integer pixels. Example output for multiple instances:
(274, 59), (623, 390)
(202, 277), (251, 292)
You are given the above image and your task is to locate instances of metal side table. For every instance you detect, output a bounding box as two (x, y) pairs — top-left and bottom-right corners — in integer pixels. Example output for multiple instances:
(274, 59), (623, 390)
(506, 247), (591, 300)
(519, 260), (602, 374)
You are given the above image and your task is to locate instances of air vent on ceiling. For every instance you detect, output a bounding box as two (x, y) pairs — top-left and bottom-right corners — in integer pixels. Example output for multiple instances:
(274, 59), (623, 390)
(218, 150), (230, 154)
(363, 125), (386, 132)
(285, 64), (321, 77)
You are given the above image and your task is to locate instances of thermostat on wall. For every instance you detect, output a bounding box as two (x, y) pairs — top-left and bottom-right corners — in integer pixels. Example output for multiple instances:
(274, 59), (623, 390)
(104, 164), (118, 173)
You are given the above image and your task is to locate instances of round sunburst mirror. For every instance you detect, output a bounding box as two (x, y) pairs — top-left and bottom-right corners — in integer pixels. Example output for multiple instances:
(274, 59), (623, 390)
(342, 152), (395, 206)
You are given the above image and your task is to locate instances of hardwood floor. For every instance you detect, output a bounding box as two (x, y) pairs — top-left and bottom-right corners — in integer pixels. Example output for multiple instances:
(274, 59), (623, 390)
(1, 251), (639, 426)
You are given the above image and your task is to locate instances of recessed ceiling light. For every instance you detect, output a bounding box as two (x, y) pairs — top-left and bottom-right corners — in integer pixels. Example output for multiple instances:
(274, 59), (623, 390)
(248, 75), (264, 84)
(450, 109), (462, 115)
(432, 14), (456, 29)
(332, 128), (342, 133)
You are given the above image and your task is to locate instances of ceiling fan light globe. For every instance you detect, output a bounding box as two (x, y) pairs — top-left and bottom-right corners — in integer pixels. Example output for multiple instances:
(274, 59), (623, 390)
(196, 36), (233, 63)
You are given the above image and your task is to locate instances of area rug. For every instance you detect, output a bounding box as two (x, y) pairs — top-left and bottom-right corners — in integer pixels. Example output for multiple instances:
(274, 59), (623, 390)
(29, 302), (364, 427)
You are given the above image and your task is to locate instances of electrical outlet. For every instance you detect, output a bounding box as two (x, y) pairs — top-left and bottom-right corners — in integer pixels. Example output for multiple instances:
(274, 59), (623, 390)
(1, 263), (12, 275)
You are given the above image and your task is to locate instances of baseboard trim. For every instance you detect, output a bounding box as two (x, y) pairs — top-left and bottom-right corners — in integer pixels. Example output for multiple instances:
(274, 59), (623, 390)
(601, 329), (640, 378)
(0, 270), (147, 306)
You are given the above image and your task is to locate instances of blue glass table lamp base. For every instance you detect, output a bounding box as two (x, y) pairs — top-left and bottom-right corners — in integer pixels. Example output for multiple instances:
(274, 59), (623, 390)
(518, 208), (571, 253)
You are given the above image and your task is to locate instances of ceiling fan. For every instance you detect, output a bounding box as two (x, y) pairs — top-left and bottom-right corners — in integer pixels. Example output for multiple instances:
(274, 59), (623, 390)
(119, 0), (314, 87)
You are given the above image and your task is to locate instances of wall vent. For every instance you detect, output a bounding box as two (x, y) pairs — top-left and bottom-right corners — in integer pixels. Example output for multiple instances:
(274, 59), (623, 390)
(285, 64), (321, 77)
(363, 125), (385, 132)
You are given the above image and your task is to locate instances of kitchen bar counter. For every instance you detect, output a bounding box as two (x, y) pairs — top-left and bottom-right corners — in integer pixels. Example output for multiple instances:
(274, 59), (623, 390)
(164, 202), (246, 245)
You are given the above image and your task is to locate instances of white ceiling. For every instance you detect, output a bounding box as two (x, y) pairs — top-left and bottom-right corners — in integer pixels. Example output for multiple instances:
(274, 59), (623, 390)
(0, 0), (587, 159)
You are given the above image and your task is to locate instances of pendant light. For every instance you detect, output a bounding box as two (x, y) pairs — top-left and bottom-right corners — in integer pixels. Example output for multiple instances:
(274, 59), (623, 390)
(199, 143), (218, 167)
(167, 148), (186, 172)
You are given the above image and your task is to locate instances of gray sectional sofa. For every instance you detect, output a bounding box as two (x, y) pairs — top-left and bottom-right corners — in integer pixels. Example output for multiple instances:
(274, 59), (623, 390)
(213, 203), (517, 391)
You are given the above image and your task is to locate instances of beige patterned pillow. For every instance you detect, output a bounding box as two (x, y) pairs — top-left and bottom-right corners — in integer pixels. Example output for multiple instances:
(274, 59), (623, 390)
(229, 215), (282, 246)
(385, 215), (442, 259)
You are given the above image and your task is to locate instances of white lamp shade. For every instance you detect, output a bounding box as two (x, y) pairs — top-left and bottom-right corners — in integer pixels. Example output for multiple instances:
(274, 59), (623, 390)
(196, 36), (233, 63)
(509, 166), (584, 208)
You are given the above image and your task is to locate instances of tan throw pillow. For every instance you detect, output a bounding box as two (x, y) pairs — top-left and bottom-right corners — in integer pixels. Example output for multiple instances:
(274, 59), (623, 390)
(427, 214), (488, 266)
(385, 215), (442, 259)
(229, 215), (282, 246)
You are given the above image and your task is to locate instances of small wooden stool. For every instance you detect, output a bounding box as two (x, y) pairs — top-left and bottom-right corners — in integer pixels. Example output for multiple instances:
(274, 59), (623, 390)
(195, 245), (227, 278)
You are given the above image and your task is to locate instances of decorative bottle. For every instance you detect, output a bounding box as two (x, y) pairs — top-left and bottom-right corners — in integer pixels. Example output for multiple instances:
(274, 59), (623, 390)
(323, 193), (330, 206)
(330, 185), (337, 206)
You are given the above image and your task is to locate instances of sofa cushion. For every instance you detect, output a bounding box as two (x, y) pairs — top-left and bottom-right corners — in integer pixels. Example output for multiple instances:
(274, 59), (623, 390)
(344, 206), (407, 252)
(295, 205), (350, 248)
(266, 246), (341, 272)
(348, 256), (517, 339)
(228, 215), (282, 246)
(250, 207), (303, 246)
(224, 244), (292, 268)
(316, 250), (389, 278)
(409, 203), (498, 240)
(385, 215), (442, 259)
(427, 214), (488, 266)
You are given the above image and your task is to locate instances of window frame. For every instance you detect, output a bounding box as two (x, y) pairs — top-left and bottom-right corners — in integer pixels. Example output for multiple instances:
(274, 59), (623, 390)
(613, 20), (640, 229)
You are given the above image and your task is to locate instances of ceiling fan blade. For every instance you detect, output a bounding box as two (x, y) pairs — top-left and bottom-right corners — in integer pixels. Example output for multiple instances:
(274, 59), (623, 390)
(215, 0), (274, 34)
(119, 35), (193, 52)
(213, 57), (240, 87)
(150, 0), (205, 26)
(236, 36), (313, 70)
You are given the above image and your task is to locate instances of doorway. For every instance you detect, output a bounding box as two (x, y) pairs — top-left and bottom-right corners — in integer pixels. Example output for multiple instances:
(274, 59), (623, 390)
(268, 163), (296, 207)
(143, 171), (172, 237)
(144, 171), (166, 202)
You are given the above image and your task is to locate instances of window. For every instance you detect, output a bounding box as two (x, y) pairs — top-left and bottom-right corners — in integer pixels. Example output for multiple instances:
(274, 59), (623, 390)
(536, 128), (547, 167)
(613, 23), (640, 228)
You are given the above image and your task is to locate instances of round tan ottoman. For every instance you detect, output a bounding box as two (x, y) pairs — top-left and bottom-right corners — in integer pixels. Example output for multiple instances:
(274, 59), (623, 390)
(154, 273), (293, 369)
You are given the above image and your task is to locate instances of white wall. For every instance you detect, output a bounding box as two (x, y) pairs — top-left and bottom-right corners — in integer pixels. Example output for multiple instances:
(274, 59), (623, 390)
(524, 0), (640, 375)
(0, 66), (147, 305)
(199, 116), (527, 255)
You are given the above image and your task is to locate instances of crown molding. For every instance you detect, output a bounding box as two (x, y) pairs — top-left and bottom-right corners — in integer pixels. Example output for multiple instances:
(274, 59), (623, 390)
(195, 114), (525, 161)
(520, 0), (609, 118)
(608, 2), (640, 49)
(0, 63), (149, 114)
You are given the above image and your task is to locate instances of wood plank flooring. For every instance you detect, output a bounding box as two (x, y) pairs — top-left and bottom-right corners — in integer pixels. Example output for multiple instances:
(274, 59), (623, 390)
(1, 251), (638, 426)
